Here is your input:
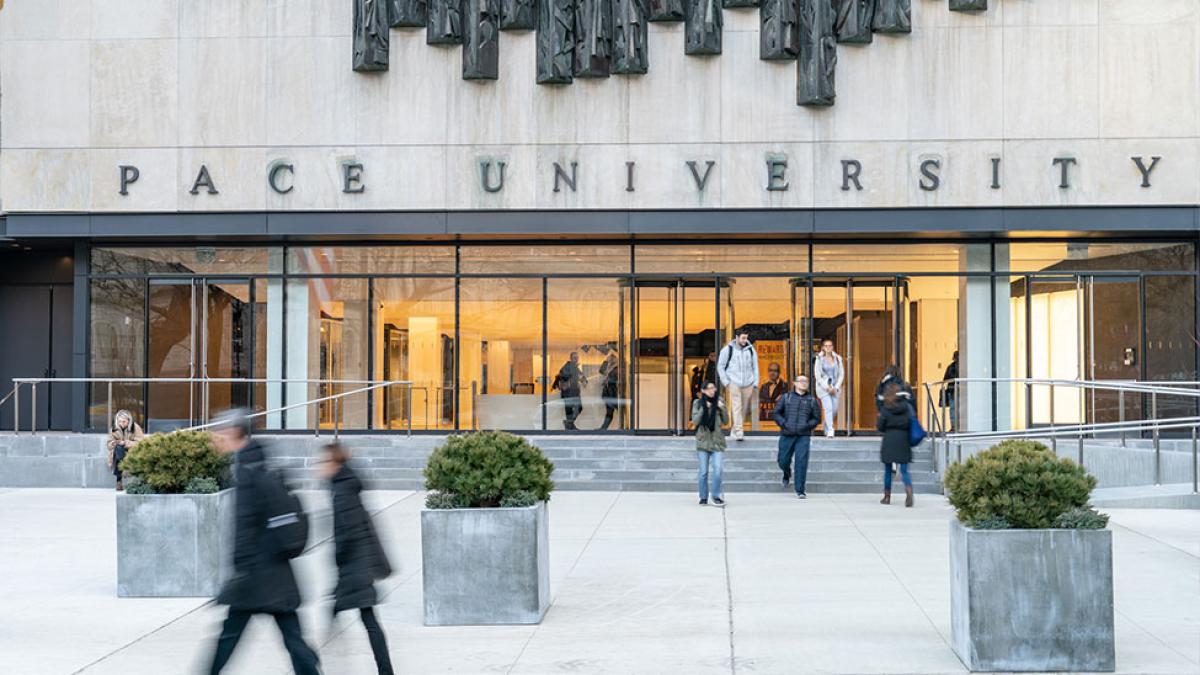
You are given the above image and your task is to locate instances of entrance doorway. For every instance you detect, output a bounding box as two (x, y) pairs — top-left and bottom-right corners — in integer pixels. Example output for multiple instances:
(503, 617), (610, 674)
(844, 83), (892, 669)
(146, 278), (253, 431)
(630, 279), (732, 434)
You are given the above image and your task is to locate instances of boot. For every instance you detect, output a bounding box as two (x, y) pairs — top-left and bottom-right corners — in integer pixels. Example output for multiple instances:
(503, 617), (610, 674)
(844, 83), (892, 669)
(116, 480), (123, 492)
(880, 490), (891, 505)
(905, 486), (914, 508)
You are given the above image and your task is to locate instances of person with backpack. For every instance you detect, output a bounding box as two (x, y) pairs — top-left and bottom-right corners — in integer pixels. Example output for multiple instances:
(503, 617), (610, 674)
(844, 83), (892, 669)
(717, 329), (759, 441)
(876, 383), (916, 507)
(772, 375), (823, 499)
(317, 442), (395, 675)
(209, 409), (319, 675)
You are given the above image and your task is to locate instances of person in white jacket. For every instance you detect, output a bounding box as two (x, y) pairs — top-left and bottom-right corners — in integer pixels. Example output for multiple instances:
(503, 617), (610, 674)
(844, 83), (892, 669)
(812, 339), (845, 437)
(718, 330), (760, 441)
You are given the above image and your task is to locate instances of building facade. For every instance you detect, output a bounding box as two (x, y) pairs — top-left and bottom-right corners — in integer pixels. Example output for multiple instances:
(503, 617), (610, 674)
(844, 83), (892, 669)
(0, 0), (1198, 435)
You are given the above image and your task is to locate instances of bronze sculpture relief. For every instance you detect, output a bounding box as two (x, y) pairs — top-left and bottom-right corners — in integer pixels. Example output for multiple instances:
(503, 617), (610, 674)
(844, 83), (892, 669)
(797, 0), (836, 106)
(354, 0), (391, 71)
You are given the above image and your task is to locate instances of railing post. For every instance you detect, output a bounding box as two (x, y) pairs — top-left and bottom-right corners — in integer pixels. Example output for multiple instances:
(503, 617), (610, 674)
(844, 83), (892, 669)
(107, 381), (114, 434)
(1192, 425), (1198, 494)
(472, 381), (478, 431)
(31, 383), (37, 436)
(1077, 434), (1084, 468)
(1049, 383), (1057, 455)
(335, 394), (342, 441)
(1118, 388), (1126, 446)
(1152, 392), (1161, 485)
(12, 383), (19, 435)
(406, 383), (413, 437)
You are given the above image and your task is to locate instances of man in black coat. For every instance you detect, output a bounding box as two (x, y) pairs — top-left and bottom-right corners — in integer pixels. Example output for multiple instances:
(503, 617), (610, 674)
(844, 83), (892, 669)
(209, 410), (320, 675)
(773, 375), (823, 499)
(553, 351), (587, 430)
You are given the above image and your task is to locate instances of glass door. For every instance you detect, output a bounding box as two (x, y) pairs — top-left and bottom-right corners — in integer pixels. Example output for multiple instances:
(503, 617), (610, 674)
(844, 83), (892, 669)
(1083, 275), (1141, 425)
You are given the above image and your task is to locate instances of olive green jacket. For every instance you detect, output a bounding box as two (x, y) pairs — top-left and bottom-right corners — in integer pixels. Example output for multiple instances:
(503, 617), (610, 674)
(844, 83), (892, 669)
(691, 398), (729, 452)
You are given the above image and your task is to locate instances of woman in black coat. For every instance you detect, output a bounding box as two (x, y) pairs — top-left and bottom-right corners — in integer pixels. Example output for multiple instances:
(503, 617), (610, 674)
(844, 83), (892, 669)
(876, 383), (915, 508)
(318, 443), (395, 675)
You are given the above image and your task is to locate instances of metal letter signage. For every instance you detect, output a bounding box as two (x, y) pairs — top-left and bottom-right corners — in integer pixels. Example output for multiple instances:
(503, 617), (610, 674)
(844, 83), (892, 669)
(835, 0), (874, 44)
(1053, 157), (1077, 189)
(354, 0), (391, 71)
(797, 0), (836, 106)
(760, 0), (799, 61)
(389, 0), (428, 27)
(871, 0), (909, 34)
(269, 163), (296, 194)
(575, 0), (614, 77)
(613, 0), (649, 74)
(189, 165), (219, 195)
(118, 165), (140, 196)
(684, 0), (722, 55)
(480, 160), (506, 192)
(538, 0), (576, 83)
(428, 0), (464, 44)
(918, 158), (940, 191)
(1131, 156), (1162, 189)
(687, 160), (717, 191)
(464, 0), (500, 79)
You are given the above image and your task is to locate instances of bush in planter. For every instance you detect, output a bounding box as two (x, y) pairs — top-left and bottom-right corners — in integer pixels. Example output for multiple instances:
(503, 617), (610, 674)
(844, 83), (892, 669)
(423, 431), (554, 508)
(184, 476), (221, 495)
(943, 439), (1098, 529)
(121, 431), (229, 495)
(122, 475), (154, 495)
(1053, 505), (1110, 530)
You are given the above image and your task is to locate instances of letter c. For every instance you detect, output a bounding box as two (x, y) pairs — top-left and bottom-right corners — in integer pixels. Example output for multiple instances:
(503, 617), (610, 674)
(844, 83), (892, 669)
(269, 163), (295, 195)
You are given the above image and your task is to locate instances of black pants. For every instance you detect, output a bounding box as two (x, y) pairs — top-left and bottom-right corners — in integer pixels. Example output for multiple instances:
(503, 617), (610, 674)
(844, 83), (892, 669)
(359, 607), (395, 675)
(562, 393), (582, 429)
(209, 609), (320, 675)
(600, 402), (617, 430)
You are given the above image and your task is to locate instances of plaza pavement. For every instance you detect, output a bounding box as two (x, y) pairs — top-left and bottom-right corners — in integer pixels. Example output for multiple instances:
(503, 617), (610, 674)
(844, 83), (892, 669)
(0, 487), (1196, 675)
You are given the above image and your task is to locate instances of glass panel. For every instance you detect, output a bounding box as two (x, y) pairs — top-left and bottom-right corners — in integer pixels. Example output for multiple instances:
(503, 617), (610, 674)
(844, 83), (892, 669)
(635, 244), (808, 274)
(92, 247), (280, 276)
(683, 283), (717, 431)
(89, 279), (146, 430)
(1019, 278), (1083, 427)
(906, 276), (962, 432)
(1085, 277), (1141, 425)
(813, 243), (967, 273)
(203, 281), (252, 421)
(252, 280), (274, 428)
(284, 278), (369, 429)
(1005, 242), (1195, 273)
(1008, 276), (1028, 431)
(1145, 275), (1198, 422)
(547, 278), (627, 431)
(460, 278), (544, 430)
(811, 281), (849, 433)
(461, 245), (631, 274)
(726, 277), (792, 433)
(635, 285), (673, 430)
(372, 278), (457, 431)
(287, 246), (455, 275)
(147, 281), (196, 431)
(850, 280), (894, 432)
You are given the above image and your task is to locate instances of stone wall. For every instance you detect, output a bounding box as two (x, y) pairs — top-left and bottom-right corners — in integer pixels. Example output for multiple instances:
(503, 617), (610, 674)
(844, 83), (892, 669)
(1, 0), (1199, 212)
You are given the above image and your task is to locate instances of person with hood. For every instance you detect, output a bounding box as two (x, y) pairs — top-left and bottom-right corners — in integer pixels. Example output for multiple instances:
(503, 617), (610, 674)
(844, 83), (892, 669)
(875, 363), (913, 411)
(717, 329), (759, 441)
(317, 442), (395, 675)
(876, 383), (915, 507)
(692, 381), (729, 506)
(209, 409), (320, 675)
(812, 338), (845, 437)
(106, 409), (144, 491)
(772, 374), (823, 498)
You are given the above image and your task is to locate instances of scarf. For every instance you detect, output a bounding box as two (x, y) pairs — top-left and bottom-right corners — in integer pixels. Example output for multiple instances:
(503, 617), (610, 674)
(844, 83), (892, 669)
(698, 393), (720, 431)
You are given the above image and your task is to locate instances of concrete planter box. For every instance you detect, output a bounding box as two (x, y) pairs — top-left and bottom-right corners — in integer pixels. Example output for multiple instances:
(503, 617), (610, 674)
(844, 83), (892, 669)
(950, 520), (1115, 672)
(421, 501), (550, 625)
(117, 489), (234, 597)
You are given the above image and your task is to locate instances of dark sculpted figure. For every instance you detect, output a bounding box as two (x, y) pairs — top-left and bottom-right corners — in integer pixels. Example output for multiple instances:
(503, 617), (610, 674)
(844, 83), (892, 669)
(797, 0), (836, 106)
(613, 0), (648, 74)
(463, 0), (500, 79)
(684, 0), (722, 55)
(647, 0), (684, 22)
(872, 0), (909, 33)
(834, 0), (874, 43)
(501, 0), (536, 29)
(388, 0), (428, 27)
(354, 0), (391, 71)
(538, 0), (576, 83)
(949, 0), (986, 9)
(428, 0), (464, 44)
(574, 0), (614, 76)
(761, 0), (799, 60)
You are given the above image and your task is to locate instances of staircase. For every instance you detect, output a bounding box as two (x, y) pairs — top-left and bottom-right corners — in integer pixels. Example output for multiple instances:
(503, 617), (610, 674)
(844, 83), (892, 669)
(270, 435), (943, 494)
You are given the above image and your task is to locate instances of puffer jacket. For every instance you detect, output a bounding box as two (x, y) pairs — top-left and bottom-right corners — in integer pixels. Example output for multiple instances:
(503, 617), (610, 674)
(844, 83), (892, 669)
(772, 391), (822, 436)
(331, 463), (392, 612)
(717, 340), (759, 388)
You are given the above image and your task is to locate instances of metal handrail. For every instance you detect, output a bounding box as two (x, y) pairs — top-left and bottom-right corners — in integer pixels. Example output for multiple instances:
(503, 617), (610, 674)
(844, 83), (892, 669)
(6, 377), (414, 437)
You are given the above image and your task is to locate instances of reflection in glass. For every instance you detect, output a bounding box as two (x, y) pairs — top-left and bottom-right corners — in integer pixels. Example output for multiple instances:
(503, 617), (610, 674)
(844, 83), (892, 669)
(1145, 276), (1197, 421)
(726, 277), (791, 432)
(460, 278), (544, 430)
(461, 245), (631, 274)
(547, 279), (626, 431)
(1006, 242), (1195, 273)
(90, 279), (146, 429)
(91, 247), (279, 276)
(287, 246), (455, 275)
(147, 280), (196, 431)
(285, 278), (369, 430)
(373, 278), (457, 430)
(635, 244), (808, 274)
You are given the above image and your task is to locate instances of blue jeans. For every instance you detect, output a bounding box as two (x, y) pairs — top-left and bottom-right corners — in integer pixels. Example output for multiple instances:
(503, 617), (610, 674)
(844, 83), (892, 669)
(697, 451), (724, 500)
(883, 462), (912, 490)
(777, 435), (812, 495)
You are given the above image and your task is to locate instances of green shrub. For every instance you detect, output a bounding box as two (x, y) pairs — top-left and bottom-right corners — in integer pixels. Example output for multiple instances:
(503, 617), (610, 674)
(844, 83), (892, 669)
(425, 491), (468, 510)
(1053, 506), (1110, 530)
(123, 475), (154, 495)
(499, 490), (538, 508)
(120, 431), (229, 495)
(972, 516), (1011, 530)
(943, 439), (1097, 529)
(423, 431), (554, 508)
(184, 476), (221, 495)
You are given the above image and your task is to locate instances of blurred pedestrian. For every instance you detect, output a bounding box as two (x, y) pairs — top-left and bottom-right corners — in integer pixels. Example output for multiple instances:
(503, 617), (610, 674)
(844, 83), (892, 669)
(209, 410), (319, 675)
(941, 350), (959, 432)
(692, 381), (728, 506)
(106, 409), (143, 491)
(773, 375), (822, 499)
(877, 383), (915, 507)
(875, 364), (913, 411)
(317, 443), (394, 675)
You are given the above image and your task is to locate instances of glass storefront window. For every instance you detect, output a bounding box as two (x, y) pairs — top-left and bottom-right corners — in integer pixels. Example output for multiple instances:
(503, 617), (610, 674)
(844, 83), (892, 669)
(726, 277), (792, 432)
(459, 245), (631, 274)
(372, 278), (457, 431)
(91, 247), (281, 276)
(287, 246), (455, 275)
(460, 278), (544, 430)
(634, 244), (808, 274)
(1005, 242), (1195, 272)
(547, 278), (627, 431)
(813, 243), (969, 274)
(89, 279), (146, 429)
(285, 277), (369, 429)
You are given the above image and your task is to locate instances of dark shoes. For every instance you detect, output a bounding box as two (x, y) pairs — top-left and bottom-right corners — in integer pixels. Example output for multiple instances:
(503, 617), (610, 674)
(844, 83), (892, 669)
(880, 490), (891, 505)
(115, 481), (123, 492)
(781, 474), (790, 488)
(905, 486), (914, 508)
(712, 497), (725, 506)
(699, 498), (708, 505)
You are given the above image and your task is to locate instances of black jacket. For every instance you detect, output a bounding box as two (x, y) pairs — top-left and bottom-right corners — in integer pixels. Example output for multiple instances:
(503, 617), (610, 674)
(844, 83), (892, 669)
(875, 374), (914, 411)
(876, 401), (914, 465)
(554, 361), (584, 397)
(773, 391), (822, 436)
(331, 463), (392, 613)
(217, 440), (302, 613)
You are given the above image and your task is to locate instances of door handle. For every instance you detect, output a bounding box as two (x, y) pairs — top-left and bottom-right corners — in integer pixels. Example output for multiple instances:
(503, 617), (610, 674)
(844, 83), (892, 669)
(1123, 348), (1136, 367)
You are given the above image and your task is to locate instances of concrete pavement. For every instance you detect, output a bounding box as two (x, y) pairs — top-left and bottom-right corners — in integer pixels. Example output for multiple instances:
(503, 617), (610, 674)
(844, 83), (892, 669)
(0, 488), (1196, 674)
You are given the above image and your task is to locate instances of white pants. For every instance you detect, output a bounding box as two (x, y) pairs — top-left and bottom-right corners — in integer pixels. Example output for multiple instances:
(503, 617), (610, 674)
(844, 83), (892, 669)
(818, 390), (839, 436)
(729, 385), (756, 439)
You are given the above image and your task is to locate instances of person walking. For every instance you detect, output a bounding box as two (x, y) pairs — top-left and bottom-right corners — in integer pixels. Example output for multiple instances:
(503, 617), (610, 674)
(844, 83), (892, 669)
(717, 329), (759, 441)
(106, 409), (144, 491)
(553, 352), (586, 430)
(692, 381), (728, 506)
(875, 364), (913, 411)
(209, 410), (320, 675)
(876, 383), (915, 507)
(599, 351), (621, 430)
(812, 339), (844, 437)
(317, 443), (395, 675)
(941, 350), (959, 432)
(773, 375), (823, 499)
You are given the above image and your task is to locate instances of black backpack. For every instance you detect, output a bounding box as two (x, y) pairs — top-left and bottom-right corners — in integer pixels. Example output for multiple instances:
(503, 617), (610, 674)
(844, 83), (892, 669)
(259, 469), (309, 559)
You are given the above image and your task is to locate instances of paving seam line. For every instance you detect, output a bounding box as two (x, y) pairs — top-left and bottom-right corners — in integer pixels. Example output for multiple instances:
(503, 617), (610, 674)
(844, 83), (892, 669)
(722, 503), (736, 675)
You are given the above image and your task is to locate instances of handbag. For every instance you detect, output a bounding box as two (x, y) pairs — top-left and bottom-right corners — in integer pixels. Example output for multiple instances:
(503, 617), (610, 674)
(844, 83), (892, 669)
(908, 415), (927, 447)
